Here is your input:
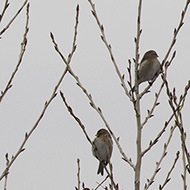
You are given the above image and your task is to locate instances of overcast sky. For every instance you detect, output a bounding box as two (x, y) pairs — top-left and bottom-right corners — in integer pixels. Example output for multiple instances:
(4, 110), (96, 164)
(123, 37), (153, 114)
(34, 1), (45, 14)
(0, 0), (190, 189)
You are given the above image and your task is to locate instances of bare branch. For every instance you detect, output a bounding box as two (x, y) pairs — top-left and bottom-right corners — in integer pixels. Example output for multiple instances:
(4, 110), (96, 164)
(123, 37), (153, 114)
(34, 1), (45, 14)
(67, 66), (135, 170)
(144, 125), (177, 190)
(141, 49), (176, 128)
(95, 176), (109, 190)
(0, 3), (79, 182)
(164, 77), (190, 171)
(52, 26), (135, 170)
(87, 0), (132, 101)
(103, 165), (118, 190)
(140, 2), (190, 166)
(60, 91), (92, 145)
(0, 66), (69, 181)
(0, 0), (28, 36)
(60, 92), (119, 189)
(159, 151), (180, 190)
(3, 153), (9, 190)
(180, 114), (187, 190)
(179, 80), (190, 111)
(50, 32), (67, 64)
(142, 120), (170, 157)
(0, 2), (29, 104)
(141, 83), (164, 128)
(52, 7), (121, 186)
(134, 1), (143, 189)
(0, 0), (10, 24)
(76, 158), (81, 190)
(50, 4), (79, 65)
(161, 0), (190, 67)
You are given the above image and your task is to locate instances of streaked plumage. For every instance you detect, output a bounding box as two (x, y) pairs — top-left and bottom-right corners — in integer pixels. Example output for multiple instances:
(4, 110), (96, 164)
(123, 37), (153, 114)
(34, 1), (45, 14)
(92, 129), (113, 175)
(138, 50), (162, 85)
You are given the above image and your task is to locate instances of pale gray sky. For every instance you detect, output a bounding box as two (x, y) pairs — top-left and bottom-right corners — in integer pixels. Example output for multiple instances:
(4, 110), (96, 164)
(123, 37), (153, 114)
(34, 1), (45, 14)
(0, 0), (190, 189)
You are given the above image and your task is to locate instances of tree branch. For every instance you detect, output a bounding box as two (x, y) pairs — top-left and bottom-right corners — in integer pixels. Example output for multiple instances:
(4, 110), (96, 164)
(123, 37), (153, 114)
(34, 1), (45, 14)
(0, 0), (28, 36)
(0, 2), (29, 104)
(87, 0), (132, 101)
(144, 125), (177, 190)
(134, 0), (143, 189)
(159, 151), (180, 190)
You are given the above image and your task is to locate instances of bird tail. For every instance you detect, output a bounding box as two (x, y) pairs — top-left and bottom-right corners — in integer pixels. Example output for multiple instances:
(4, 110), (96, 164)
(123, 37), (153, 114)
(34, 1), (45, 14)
(97, 162), (104, 176)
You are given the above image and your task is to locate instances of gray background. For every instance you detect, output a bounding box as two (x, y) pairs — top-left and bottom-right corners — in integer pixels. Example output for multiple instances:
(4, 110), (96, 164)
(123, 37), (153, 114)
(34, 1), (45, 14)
(0, 0), (190, 189)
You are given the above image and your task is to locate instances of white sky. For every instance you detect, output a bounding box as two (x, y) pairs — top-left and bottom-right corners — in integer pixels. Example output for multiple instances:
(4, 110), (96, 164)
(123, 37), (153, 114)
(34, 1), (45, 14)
(0, 0), (190, 189)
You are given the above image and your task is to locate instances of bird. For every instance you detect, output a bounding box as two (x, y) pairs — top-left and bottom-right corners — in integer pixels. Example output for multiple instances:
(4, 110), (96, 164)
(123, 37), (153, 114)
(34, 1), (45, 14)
(132, 50), (162, 92)
(138, 50), (162, 85)
(92, 129), (113, 175)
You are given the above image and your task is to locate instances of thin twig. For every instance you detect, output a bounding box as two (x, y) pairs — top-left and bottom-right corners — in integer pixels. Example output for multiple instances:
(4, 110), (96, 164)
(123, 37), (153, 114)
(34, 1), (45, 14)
(143, 77), (189, 187)
(164, 78), (190, 189)
(109, 163), (114, 190)
(178, 111), (190, 183)
(3, 153), (9, 190)
(139, 0), (190, 163)
(182, 150), (187, 190)
(77, 158), (81, 190)
(179, 80), (190, 114)
(0, 0), (9, 24)
(137, 3), (190, 183)
(0, 61), (68, 182)
(51, 5), (123, 186)
(50, 9), (79, 66)
(127, 60), (132, 90)
(138, 73), (162, 99)
(0, 4), (79, 182)
(141, 88), (188, 157)
(103, 166), (118, 190)
(95, 176), (109, 190)
(140, 0), (190, 133)
(161, 0), (190, 68)
(60, 91), (92, 145)
(159, 151), (180, 190)
(0, 0), (28, 36)
(141, 60), (190, 157)
(134, 0), (142, 67)
(164, 78), (190, 172)
(141, 50), (176, 128)
(141, 114), (173, 157)
(127, 60), (136, 104)
(60, 92), (119, 190)
(70, 67), (135, 169)
(0, 2), (29, 104)
(180, 113), (187, 190)
(87, 0), (132, 101)
(52, 22), (135, 171)
(144, 125), (177, 190)
(50, 4), (79, 67)
(141, 83), (163, 128)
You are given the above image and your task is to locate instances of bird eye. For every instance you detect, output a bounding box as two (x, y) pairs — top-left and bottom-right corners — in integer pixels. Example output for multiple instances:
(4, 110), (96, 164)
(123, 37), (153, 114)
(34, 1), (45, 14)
(153, 51), (158, 57)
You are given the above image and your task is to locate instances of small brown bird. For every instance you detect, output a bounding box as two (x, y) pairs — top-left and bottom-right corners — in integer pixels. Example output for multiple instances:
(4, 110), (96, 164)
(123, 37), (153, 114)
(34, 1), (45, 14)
(138, 50), (162, 85)
(92, 129), (113, 175)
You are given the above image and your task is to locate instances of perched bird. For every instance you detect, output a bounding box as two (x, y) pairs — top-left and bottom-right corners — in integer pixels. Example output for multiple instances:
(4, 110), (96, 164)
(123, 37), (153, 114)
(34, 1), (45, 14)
(92, 129), (113, 175)
(137, 50), (162, 85)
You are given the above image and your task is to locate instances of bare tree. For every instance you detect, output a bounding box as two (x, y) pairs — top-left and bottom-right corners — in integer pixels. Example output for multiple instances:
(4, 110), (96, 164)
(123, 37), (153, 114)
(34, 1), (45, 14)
(0, 0), (190, 190)
(52, 0), (190, 189)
